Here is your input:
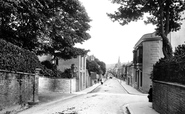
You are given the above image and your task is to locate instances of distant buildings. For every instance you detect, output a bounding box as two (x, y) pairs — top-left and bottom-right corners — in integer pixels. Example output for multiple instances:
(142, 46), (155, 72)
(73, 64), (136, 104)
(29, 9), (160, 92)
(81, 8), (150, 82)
(114, 57), (122, 78)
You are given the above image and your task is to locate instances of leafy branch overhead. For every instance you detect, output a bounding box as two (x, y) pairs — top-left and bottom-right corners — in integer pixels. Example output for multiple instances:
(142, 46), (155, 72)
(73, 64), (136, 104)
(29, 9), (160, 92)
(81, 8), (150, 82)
(0, 0), (91, 59)
(108, 0), (185, 58)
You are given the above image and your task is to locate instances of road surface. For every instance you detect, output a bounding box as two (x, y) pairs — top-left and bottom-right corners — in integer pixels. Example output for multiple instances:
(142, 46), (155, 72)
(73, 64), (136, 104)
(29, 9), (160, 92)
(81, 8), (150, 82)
(18, 77), (147, 114)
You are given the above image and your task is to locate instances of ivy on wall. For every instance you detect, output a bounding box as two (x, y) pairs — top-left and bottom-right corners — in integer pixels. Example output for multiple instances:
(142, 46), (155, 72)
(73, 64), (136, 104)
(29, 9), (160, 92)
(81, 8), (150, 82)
(0, 39), (41, 73)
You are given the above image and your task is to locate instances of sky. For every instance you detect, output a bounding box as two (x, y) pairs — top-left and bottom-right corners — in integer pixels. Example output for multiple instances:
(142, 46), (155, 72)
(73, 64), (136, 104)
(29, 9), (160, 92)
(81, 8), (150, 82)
(75, 0), (156, 65)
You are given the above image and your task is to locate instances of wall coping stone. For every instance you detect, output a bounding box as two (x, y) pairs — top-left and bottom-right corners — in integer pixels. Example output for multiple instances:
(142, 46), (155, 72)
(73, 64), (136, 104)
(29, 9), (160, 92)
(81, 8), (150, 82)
(153, 80), (185, 88)
(41, 76), (77, 79)
(0, 69), (35, 75)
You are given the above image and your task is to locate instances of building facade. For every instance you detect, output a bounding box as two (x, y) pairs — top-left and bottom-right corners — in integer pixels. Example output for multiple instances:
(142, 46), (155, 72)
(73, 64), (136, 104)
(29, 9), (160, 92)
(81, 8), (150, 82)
(113, 57), (122, 78)
(168, 12), (185, 50)
(125, 63), (135, 86)
(133, 32), (164, 92)
(56, 55), (87, 91)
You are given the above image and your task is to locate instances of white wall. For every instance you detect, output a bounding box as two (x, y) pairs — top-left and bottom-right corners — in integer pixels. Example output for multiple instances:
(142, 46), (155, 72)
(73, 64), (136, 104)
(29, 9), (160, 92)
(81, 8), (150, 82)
(168, 14), (185, 51)
(142, 40), (163, 92)
(39, 77), (77, 93)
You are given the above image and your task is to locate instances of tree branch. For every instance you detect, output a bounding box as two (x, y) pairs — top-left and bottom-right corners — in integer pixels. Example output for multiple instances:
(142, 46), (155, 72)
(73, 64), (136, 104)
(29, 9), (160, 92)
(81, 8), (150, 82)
(165, 0), (170, 35)
(158, 0), (172, 58)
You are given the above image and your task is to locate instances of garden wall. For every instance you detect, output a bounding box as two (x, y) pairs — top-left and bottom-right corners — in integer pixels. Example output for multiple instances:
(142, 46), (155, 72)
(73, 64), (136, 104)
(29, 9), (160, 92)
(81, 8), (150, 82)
(153, 80), (185, 114)
(39, 77), (77, 93)
(0, 69), (39, 111)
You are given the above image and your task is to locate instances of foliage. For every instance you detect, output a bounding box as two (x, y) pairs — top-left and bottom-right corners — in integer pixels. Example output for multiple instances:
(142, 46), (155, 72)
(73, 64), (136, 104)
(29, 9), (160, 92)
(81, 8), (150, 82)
(86, 59), (101, 75)
(86, 57), (106, 75)
(95, 58), (106, 75)
(41, 60), (74, 78)
(61, 68), (73, 78)
(108, 0), (185, 58)
(174, 44), (185, 56)
(0, 0), (91, 60)
(0, 39), (41, 73)
(153, 44), (185, 85)
(41, 60), (56, 70)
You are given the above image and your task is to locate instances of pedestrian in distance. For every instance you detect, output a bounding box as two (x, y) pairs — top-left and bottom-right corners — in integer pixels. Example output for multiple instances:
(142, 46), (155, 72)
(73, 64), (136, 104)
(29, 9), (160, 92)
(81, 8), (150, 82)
(148, 85), (153, 102)
(100, 78), (103, 85)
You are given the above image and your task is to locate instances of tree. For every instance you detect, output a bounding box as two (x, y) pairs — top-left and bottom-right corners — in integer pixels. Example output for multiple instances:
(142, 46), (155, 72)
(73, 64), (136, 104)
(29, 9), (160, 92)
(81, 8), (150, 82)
(86, 58), (106, 75)
(95, 59), (106, 75)
(86, 59), (101, 75)
(41, 60), (56, 70)
(0, 0), (91, 59)
(107, 0), (185, 58)
(38, 0), (91, 59)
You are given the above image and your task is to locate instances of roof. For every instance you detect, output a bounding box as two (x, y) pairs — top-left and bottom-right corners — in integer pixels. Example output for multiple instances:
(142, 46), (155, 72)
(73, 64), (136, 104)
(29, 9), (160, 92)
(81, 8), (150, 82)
(134, 32), (162, 49)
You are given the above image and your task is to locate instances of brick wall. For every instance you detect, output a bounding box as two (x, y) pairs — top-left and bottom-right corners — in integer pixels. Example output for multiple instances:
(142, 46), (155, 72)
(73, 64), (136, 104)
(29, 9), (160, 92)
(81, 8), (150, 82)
(39, 77), (77, 93)
(0, 70), (38, 111)
(153, 80), (185, 114)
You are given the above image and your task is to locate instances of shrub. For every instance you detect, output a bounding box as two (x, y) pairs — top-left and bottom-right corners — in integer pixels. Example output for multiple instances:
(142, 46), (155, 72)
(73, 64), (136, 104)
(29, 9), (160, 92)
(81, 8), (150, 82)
(153, 44), (185, 84)
(0, 39), (42, 73)
(56, 69), (73, 78)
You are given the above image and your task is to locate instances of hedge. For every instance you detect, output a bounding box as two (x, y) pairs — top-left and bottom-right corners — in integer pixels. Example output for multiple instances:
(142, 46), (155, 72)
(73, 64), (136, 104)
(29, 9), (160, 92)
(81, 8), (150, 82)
(0, 39), (42, 73)
(0, 39), (77, 78)
(153, 44), (185, 85)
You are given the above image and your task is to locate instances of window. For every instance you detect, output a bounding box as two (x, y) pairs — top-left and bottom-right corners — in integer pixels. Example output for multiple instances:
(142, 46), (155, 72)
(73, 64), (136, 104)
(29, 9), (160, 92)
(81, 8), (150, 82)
(135, 71), (137, 82)
(138, 46), (143, 63)
(140, 72), (142, 87)
(55, 58), (58, 66)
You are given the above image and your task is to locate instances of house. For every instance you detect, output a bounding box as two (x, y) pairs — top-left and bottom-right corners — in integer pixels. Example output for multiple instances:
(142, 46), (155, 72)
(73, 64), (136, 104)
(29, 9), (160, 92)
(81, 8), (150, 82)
(90, 72), (99, 84)
(133, 32), (164, 93)
(168, 13), (185, 50)
(125, 62), (135, 86)
(87, 55), (95, 61)
(56, 55), (87, 91)
(121, 64), (127, 80)
(86, 55), (103, 83)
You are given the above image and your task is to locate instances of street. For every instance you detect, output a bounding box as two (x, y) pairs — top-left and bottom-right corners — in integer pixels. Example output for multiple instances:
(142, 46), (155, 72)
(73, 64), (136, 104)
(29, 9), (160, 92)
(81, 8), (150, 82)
(18, 77), (147, 114)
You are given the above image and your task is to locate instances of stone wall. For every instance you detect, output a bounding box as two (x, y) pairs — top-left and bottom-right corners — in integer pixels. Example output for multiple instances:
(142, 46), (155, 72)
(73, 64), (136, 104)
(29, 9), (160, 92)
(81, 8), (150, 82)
(39, 77), (77, 93)
(153, 80), (185, 114)
(0, 70), (38, 110)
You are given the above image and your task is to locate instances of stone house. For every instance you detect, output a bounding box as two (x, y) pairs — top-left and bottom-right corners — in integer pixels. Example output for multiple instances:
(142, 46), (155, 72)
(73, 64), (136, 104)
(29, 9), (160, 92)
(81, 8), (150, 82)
(86, 55), (102, 82)
(55, 55), (87, 91)
(125, 62), (135, 86)
(133, 32), (164, 93)
(38, 54), (90, 92)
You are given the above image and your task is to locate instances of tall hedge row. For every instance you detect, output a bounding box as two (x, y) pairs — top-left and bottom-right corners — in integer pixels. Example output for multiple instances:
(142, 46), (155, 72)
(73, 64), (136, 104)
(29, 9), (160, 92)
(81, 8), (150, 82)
(153, 44), (185, 85)
(0, 39), (42, 73)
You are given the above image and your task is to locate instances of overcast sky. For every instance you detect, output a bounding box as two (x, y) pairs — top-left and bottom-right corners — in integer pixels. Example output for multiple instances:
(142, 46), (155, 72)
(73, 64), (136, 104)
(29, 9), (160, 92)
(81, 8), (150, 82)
(75, 0), (156, 64)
